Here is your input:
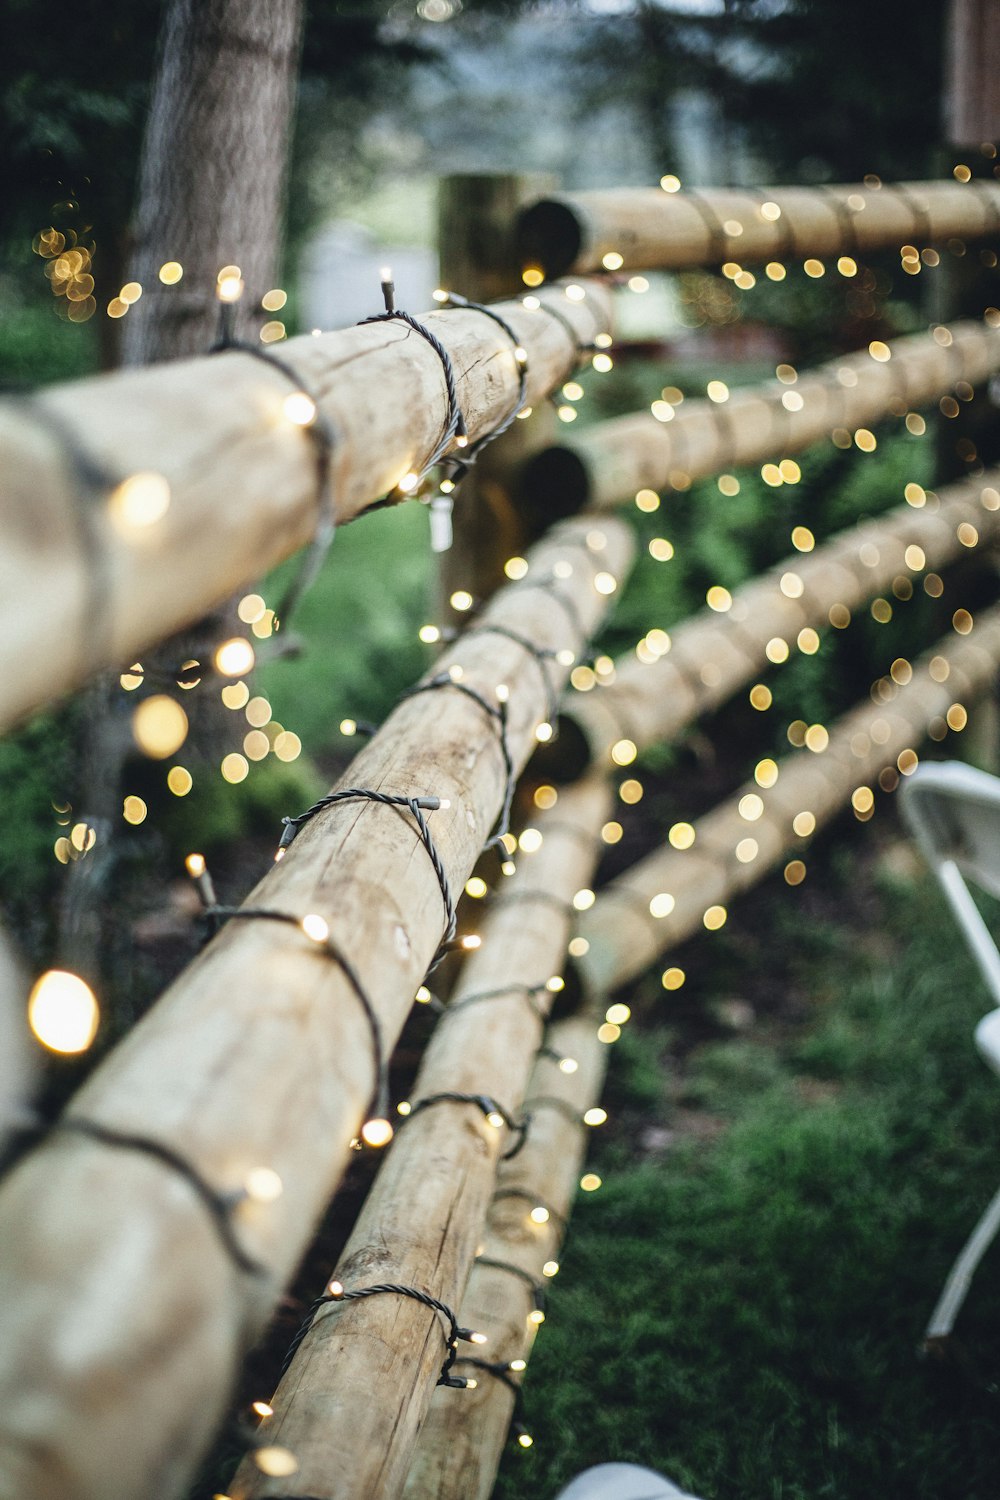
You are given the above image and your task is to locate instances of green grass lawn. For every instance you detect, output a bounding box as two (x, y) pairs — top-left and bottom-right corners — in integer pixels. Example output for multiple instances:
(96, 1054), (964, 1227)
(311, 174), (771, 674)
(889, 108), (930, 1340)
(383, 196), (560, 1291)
(497, 824), (1000, 1500)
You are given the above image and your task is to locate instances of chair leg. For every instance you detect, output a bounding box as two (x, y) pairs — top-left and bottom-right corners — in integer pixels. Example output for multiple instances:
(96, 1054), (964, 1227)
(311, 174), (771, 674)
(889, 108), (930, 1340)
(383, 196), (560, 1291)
(924, 1180), (1000, 1342)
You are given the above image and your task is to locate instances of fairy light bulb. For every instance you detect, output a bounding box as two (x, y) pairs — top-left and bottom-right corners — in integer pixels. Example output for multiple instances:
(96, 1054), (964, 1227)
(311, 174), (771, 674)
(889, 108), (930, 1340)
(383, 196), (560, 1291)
(244, 1167), (283, 1202)
(529, 1205), (549, 1224)
(284, 392), (316, 426)
(469, 1331), (488, 1345)
(361, 1118), (394, 1148)
(216, 269), (244, 303)
(214, 638), (255, 677)
(301, 914), (330, 944)
(28, 970), (99, 1054)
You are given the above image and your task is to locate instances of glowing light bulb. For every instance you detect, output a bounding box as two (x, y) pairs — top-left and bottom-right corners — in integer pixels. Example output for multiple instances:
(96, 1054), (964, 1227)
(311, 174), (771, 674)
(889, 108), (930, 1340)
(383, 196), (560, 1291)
(529, 1205), (549, 1224)
(244, 1167), (283, 1202)
(301, 914), (330, 944)
(361, 1118), (394, 1148)
(28, 970), (99, 1054)
(284, 392), (316, 426)
(109, 471), (171, 530)
(469, 1330), (488, 1344)
(252, 1401), (274, 1419)
(253, 1447), (298, 1478)
(132, 695), (189, 759)
(583, 1107), (607, 1126)
(214, 638), (255, 677)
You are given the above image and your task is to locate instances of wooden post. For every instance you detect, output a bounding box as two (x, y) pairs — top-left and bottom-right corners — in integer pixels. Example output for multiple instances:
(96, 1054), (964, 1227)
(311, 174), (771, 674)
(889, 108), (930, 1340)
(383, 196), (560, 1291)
(577, 605), (1000, 996)
(437, 174), (559, 619)
(515, 179), (1000, 280)
(0, 280), (611, 737)
(946, 0), (1000, 147)
(521, 318), (1000, 515)
(556, 472), (1000, 776)
(0, 516), (633, 1500)
(403, 1011), (609, 1500)
(230, 776), (611, 1500)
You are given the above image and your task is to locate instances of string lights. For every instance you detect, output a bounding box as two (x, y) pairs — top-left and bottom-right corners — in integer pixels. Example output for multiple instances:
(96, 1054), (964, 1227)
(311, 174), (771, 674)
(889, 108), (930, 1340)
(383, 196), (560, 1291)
(280, 1281), (488, 1390)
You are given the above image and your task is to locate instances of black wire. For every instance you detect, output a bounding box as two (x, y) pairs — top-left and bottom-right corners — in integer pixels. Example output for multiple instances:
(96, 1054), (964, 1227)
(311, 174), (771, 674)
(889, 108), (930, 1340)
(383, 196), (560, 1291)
(492, 1187), (567, 1232)
(463, 623), (563, 723)
(280, 1282), (479, 1388)
(206, 336), (339, 632)
(53, 1117), (267, 1276)
(435, 292), (529, 478)
(450, 1356), (533, 1446)
(357, 308), (466, 479)
(277, 787), (456, 968)
(497, 889), (576, 920)
(444, 979), (551, 1022)
(475, 1254), (546, 1305)
(399, 1092), (528, 1159)
(200, 903), (388, 1129)
(400, 674), (516, 855)
(521, 1094), (587, 1129)
(14, 397), (120, 681)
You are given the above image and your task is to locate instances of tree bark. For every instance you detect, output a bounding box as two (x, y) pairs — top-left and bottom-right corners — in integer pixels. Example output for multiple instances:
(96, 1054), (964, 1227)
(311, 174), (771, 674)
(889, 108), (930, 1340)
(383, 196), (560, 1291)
(122, 0), (304, 365)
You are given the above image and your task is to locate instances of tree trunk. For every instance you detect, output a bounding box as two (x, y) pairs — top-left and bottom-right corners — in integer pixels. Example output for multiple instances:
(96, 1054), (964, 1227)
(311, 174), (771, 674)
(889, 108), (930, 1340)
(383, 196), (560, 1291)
(123, 0), (304, 365)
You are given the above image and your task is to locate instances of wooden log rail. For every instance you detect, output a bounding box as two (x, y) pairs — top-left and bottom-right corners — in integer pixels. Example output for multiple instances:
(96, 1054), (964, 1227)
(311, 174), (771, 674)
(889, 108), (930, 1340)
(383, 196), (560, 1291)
(577, 604), (1000, 996)
(522, 317), (1000, 514)
(0, 280), (611, 737)
(403, 1010), (609, 1500)
(0, 514), (633, 1500)
(556, 471), (1000, 776)
(232, 776), (611, 1500)
(515, 179), (1000, 280)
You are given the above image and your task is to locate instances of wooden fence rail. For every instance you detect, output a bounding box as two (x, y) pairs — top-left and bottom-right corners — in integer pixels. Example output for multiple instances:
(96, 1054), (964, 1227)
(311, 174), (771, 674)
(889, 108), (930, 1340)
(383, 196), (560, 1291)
(0, 515), (632, 1500)
(516, 179), (1000, 279)
(403, 1009), (609, 1500)
(577, 605), (1000, 996)
(557, 471), (1000, 775)
(0, 280), (610, 736)
(231, 776), (611, 1500)
(523, 317), (1000, 515)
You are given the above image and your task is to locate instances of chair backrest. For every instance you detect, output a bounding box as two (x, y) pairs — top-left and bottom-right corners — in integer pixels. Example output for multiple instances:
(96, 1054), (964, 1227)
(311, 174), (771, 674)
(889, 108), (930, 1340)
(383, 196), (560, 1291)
(900, 761), (1000, 900)
(900, 761), (1000, 1071)
(554, 1463), (697, 1500)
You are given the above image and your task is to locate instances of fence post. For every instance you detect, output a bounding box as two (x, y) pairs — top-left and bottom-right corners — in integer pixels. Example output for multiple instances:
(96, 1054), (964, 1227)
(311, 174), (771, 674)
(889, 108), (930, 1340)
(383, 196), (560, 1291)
(437, 174), (557, 621)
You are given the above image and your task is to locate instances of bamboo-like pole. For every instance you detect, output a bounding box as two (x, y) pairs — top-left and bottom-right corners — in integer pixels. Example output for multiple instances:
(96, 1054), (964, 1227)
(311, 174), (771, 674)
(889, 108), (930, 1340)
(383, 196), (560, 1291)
(521, 318), (1000, 514)
(0, 515), (633, 1500)
(515, 179), (1000, 279)
(577, 605), (1000, 996)
(558, 471), (1000, 775)
(231, 776), (611, 1500)
(0, 280), (610, 736)
(403, 1010), (609, 1500)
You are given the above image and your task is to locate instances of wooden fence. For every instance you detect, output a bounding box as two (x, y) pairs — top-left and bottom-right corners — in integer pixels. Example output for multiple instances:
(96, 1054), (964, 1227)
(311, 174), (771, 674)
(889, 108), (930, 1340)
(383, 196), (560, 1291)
(0, 174), (998, 1500)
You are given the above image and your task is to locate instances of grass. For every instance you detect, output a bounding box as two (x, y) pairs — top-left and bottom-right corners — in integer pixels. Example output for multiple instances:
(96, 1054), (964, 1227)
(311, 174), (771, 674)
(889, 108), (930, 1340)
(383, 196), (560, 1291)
(496, 827), (1000, 1500)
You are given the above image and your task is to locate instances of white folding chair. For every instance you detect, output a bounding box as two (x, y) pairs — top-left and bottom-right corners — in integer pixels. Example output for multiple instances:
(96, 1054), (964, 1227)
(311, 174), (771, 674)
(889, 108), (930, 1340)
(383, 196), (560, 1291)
(900, 761), (1000, 1339)
(554, 1463), (698, 1500)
